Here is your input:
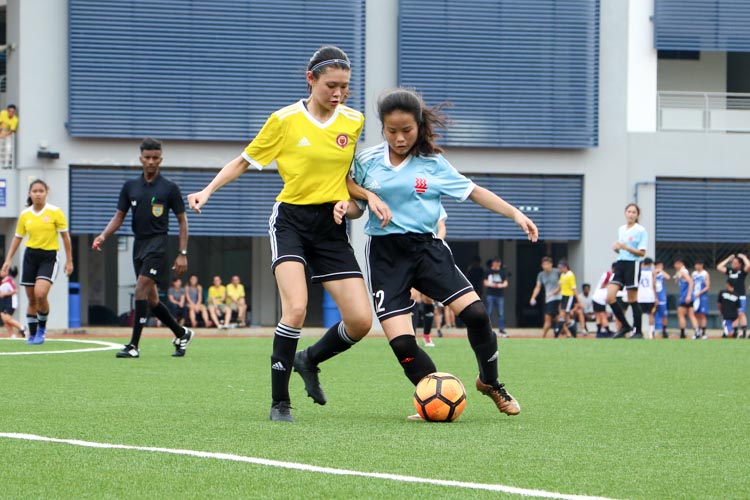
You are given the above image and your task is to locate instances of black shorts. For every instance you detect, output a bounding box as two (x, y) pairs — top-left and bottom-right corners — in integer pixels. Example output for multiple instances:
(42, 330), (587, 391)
(593, 302), (606, 313)
(639, 302), (655, 313)
(133, 234), (169, 286)
(21, 248), (59, 286)
(611, 260), (640, 289)
(366, 233), (473, 321)
(544, 299), (561, 317)
(269, 202), (362, 283)
(562, 295), (576, 313)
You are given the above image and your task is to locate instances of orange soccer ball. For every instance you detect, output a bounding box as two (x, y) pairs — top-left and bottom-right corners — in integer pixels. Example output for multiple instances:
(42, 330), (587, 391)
(413, 372), (467, 422)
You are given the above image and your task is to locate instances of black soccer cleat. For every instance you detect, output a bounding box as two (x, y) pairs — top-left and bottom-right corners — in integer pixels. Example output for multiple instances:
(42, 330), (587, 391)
(629, 332), (644, 339)
(269, 400), (294, 422)
(612, 327), (632, 339)
(293, 349), (327, 405)
(172, 328), (195, 357)
(116, 344), (140, 358)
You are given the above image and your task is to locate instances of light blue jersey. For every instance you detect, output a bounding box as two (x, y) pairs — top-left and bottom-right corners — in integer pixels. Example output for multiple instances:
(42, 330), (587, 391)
(352, 142), (475, 236)
(617, 223), (648, 261)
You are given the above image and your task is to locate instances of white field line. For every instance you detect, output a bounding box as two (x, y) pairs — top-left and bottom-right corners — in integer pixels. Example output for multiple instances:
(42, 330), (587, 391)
(0, 433), (620, 500)
(0, 338), (121, 355)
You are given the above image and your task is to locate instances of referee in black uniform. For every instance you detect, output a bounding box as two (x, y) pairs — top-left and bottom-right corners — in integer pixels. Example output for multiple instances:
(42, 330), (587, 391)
(93, 138), (194, 358)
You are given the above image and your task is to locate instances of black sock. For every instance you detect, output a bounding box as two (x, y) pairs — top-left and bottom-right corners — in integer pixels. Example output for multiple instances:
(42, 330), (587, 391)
(680, 328), (685, 336)
(307, 321), (357, 365)
(460, 301), (499, 385)
(129, 299), (149, 348)
(37, 311), (49, 329)
(423, 310), (434, 335)
(26, 315), (38, 337)
(271, 323), (300, 403)
(389, 334), (436, 385)
(151, 301), (184, 337)
(701, 327), (706, 336)
(610, 301), (631, 329)
(631, 302), (642, 334)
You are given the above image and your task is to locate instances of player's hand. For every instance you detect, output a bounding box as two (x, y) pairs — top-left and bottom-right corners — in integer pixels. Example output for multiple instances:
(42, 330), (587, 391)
(64, 261), (74, 276)
(92, 235), (105, 251)
(0, 261), (9, 276)
(612, 241), (624, 251)
(188, 190), (210, 214)
(333, 200), (348, 225)
(530, 298), (537, 306)
(172, 255), (187, 276)
(367, 194), (392, 228)
(514, 212), (538, 242)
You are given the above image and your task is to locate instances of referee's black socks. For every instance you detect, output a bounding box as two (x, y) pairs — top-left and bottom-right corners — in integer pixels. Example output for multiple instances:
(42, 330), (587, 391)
(389, 334), (436, 385)
(307, 321), (358, 365)
(129, 299), (149, 348)
(460, 300), (499, 385)
(271, 323), (300, 403)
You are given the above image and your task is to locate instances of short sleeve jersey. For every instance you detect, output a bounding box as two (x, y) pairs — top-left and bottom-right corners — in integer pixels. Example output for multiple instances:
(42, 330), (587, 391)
(559, 270), (577, 297)
(15, 204), (68, 251)
(242, 101), (364, 205)
(352, 142), (475, 236)
(0, 110), (18, 132)
(718, 289), (740, 321)
(208, 285), (226, 303)
(726, 268), (747, 296)
(537, 269), (562, 302)
(617, 223), (648, 261)
(117, 174), (185, 240)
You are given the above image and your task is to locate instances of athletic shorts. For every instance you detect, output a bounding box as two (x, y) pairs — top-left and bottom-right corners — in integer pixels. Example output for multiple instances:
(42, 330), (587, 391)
(611, 260), (640, 289)
(654, 303), (667, 323)
(133, 234), (169, 286)
(21, 248), (58, 286)
(366, 233), (473, 321)
(740, 296), (747, 314)
(593, 301), (606, 313)
(269, 202), (362, 283)
(544, 299), (561, 317)
(562, 295), (576, 313)
(723, 319), (736, 335)
(639, 302), (655, 314)
(1, 306), (15, 315)
(678, 294), (693, 308)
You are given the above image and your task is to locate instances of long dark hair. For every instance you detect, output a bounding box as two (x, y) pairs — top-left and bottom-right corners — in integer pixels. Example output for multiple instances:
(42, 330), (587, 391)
(26, 179), (49, 207)
(307, 46), (351, 93)
(377, 88), (448, 157)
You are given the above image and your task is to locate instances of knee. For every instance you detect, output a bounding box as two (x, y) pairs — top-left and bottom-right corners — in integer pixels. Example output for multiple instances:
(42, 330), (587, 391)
(344, 313), (371, 338)
(458, 300), (490, 329)
(284, 303), (307, 325)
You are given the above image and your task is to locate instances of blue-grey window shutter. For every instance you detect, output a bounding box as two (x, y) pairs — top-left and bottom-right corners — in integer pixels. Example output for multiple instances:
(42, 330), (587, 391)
(398, 0), (599, 148)
(68, 0), (365, 140)
(654, 0), (750, 52)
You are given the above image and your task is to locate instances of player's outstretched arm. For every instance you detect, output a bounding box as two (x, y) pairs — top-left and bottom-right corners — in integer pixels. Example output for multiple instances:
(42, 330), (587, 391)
(92, 211), (126, 251)
(468, 185), (538, 241)
(188, 156), (250, 213)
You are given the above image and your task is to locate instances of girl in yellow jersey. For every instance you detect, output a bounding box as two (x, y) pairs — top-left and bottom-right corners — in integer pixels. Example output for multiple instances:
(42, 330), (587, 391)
(189, 46), (390, 422)
(1, 180), (73, 344)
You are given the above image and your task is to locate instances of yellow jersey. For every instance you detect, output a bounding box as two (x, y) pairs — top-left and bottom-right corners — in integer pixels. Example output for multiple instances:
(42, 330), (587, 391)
(242, 100), (364, 205)
(15, 204), (68, 251)
(226, 283), (245, 303)
(0, 110), (18, 132)
(560, 270), (577, 297)
(208, 285), (226, 304)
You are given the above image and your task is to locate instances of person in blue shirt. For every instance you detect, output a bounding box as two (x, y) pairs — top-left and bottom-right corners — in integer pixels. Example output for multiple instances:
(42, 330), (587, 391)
(606, 203), (648, 339)
(345, 88), (538, 418)
(653, 260), (671, 338)
(691, 260), (710, 339)
(674, 257), (699, 339)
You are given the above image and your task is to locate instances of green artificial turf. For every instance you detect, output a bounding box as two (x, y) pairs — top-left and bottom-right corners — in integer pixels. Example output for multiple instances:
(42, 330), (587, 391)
(0, 335), (748, 499)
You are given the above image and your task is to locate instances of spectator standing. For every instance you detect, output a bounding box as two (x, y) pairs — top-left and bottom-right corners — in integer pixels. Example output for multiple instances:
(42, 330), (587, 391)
(692, 260), (710, 339)
(718, 280), (740, 338)
(483, 257), (508, 337)
(529, 257), (564, 338)
(185, 274), (211, 328)
(92, 139), (193, 358)
(674, 257), (700, 339)
(717, 254), (750, 339)
(226, 275), (249, 327)
(637, 257), (657, 339)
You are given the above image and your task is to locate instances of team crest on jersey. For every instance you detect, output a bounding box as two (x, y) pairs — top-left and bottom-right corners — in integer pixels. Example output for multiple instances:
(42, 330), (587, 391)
(43, 216), (50, 223)
(414, 178), (427, 194)
(336, 133), (349, 148)
(152, 204), (164, 217)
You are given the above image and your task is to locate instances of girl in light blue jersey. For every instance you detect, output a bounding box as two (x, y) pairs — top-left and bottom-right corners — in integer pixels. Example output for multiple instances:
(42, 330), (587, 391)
(346, 88), (538, 419)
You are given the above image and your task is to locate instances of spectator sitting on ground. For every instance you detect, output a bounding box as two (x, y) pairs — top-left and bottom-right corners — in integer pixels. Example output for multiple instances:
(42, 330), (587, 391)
(226, 275), (248, 327)
(207, 275), (229, 329)
(185, 274), (212, 328)
(167, 277), (188, 326)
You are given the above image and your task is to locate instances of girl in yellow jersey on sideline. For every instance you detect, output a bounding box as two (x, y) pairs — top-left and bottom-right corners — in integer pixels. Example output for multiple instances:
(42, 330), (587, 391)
(1, 180), (73, 345)
(188, 46), (391, 422)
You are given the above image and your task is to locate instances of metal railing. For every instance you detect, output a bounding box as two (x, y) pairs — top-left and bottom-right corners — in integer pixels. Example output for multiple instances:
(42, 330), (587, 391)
(657, 91), (750, 132)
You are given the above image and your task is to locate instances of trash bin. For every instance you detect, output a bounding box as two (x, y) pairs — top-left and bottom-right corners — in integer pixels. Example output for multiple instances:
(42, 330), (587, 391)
(69, 282), (81, 328)
(322, 290), (341, 328)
